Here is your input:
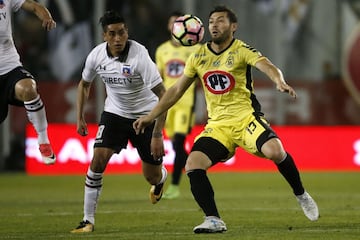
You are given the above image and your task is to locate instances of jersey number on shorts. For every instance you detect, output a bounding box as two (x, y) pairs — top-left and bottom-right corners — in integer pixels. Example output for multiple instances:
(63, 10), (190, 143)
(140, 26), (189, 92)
(246, 121), (257, 135)
(96, 125), (105, 139)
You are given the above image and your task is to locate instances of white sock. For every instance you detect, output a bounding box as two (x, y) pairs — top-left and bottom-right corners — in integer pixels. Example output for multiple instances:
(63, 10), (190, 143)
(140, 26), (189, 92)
(24, 95), (49, 144)
(159, 166), (167, 184)
(83, 168), (103, 224)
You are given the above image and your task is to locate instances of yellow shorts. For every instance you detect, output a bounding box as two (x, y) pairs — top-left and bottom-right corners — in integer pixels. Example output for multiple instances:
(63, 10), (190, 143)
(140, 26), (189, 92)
(195, 114), (277, 160)
(165, 103), (195, 138)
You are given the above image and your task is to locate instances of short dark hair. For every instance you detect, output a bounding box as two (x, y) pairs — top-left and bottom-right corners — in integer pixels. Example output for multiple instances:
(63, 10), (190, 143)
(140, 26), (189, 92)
(99, 10), (126, 32)
(209, 5), (237, 23)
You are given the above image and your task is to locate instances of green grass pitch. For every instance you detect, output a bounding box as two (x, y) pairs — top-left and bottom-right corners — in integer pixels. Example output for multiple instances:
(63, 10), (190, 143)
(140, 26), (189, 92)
(0, 172), (359, 239)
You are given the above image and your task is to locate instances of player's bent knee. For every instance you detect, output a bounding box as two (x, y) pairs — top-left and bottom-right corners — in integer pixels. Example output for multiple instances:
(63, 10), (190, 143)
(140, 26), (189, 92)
(264, 150), (286, 163)
(185, 152), (211, 171)
(261, 138), (286, 161)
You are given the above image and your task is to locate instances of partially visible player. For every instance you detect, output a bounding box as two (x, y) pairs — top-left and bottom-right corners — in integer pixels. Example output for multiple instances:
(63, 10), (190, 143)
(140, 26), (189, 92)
(0, 0), (56, 164)
(155, 11), (201, 199)
(134, 5), (319, 233)
(71, 11), (167, 233)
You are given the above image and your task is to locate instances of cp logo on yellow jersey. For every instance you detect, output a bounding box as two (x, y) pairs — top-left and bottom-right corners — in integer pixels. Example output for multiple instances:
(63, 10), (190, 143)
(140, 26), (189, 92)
(203, 70), (235, 94)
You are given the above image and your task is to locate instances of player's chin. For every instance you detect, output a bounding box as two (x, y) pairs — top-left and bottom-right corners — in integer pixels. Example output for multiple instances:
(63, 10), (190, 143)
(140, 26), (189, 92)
(211, 36), (223, 44)
(112, 44), (125, 52)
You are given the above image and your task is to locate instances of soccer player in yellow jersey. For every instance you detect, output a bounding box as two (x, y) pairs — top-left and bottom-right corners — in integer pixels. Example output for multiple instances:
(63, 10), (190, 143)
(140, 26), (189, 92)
(134, 5), (319, 233)
(155, 11), (200, 199)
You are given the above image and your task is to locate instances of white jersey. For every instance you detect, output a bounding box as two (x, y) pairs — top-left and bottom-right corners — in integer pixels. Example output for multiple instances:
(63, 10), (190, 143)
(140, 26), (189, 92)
(82, 40), (162, 119)
(0, 0), (25, 75)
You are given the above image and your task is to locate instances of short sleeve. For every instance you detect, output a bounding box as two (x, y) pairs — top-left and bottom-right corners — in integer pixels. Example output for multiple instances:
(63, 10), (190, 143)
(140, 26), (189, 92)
(137, 46), (162, 89)
(241, 43), (267, 66)
(12, 0), (26, 12)
(81, 51), (97, 82)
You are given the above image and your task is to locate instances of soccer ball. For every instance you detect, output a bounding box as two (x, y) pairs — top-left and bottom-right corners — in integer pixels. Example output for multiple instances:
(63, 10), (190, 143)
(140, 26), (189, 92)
(172, 14), (204, 46)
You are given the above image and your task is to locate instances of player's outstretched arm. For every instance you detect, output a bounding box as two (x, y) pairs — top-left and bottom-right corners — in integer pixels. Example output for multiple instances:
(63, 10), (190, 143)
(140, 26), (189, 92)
(133, 75), (195, 134)
(255, 58), (297, 98)
(150, 83), (167, 136)
(21, 0), (56, 31)
(149, 83), (167, 160)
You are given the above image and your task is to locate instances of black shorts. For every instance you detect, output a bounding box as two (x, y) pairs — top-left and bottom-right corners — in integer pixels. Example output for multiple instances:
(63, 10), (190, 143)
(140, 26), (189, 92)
(94, 111), (162, 165)
(191, 137), (230, 166)
(0, 66), (35, 123)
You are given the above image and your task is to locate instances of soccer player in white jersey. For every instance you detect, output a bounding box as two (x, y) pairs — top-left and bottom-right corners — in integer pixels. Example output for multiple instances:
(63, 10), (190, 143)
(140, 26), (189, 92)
(0, 0), (56, 164)
(134, 5), (319, 233)
(71, 11), (168, 233)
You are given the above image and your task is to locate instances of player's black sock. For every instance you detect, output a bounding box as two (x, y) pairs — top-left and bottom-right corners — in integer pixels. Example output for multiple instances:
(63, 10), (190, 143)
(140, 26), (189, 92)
(276, 153), (305, 195)
(187, 169), (220, 218)
(172, 134), (187, 185)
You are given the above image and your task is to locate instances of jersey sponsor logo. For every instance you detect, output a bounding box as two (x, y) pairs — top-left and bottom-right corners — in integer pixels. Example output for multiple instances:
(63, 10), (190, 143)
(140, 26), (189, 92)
(203, 70), (235, 94)
(102, 76), (132, 85)
(166, 59), (185, 78)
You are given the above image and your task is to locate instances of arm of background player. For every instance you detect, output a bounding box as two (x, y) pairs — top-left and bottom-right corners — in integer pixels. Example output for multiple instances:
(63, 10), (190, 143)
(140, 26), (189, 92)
(76, 79), (92, 136)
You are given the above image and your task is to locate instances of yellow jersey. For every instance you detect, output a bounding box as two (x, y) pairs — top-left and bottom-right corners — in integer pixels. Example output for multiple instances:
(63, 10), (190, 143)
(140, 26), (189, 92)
(184, 39), (266, 122)
(155, 40), (200, 107)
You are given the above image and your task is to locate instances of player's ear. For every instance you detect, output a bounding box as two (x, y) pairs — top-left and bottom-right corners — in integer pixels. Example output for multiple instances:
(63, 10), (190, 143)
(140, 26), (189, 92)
(231, 23), (237, 34)
(102, 31), (107, 41)
(123, 23), (129, 32)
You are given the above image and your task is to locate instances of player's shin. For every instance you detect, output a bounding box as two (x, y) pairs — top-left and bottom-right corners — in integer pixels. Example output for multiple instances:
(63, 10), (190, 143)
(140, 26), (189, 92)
(187, 169), (220, 218)
(276, 152), (305, 195)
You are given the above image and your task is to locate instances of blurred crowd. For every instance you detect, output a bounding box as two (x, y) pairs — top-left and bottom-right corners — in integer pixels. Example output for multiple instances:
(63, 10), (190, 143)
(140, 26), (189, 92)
(12, 0), (353, 83)
(13, 0), (173, 82)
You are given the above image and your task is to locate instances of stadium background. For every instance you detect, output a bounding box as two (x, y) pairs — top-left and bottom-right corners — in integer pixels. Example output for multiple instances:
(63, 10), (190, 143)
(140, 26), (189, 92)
(1, 0), (360, 173)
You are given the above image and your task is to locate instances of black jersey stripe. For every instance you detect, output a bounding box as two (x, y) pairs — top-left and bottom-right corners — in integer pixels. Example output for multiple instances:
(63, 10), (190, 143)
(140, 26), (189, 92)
(245, 65), (262, 114)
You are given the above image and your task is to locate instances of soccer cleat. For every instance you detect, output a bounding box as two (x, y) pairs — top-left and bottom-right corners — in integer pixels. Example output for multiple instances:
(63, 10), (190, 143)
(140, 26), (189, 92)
(70, 220), (94, 233)
(149, 166), (167, 204)
(296, 191), (319, 221)
(149, 183), (164, 204)
(163, 184), (180, 199)
(193, 216), (227, 233)
(39, 143), (56, 165)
